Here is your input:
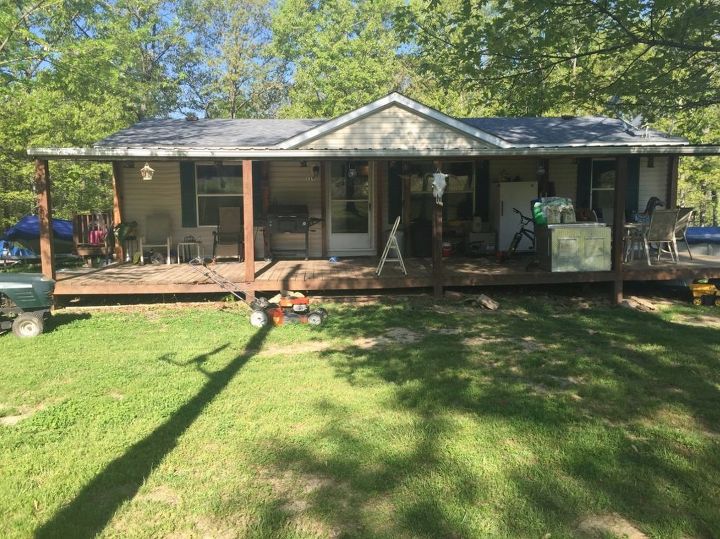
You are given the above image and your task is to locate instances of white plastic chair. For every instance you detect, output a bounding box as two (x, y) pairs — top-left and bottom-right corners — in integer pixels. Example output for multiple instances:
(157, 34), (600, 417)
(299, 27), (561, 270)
(139, 214), (172, 265)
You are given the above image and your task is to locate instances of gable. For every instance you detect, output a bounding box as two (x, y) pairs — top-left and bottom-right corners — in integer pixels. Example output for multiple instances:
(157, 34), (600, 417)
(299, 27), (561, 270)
(298, 105), (496, 151)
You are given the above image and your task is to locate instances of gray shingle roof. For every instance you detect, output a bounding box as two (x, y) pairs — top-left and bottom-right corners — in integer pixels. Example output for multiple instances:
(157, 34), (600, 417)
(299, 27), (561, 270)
(93, 115), (687, 150)
(94, 118), (325, 149)
(459, 116), (687, 146)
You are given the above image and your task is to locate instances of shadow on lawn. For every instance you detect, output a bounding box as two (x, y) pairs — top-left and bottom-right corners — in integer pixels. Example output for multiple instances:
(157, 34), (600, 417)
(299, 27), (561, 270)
(35, 324), (272, 539)
(251, 300), (720, 537)
(43, 312), (91, 334)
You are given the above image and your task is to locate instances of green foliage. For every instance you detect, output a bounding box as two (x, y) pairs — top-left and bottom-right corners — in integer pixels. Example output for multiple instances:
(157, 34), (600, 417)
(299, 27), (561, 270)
(181, 0), (287, 118)
(656, 107), (720, 224)
(403, 0), (720, 117)
(270, 0), (411, 118)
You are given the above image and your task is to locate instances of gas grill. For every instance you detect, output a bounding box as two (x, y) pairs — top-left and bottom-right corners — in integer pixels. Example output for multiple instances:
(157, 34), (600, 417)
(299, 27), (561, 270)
(266, 205), (322, 260)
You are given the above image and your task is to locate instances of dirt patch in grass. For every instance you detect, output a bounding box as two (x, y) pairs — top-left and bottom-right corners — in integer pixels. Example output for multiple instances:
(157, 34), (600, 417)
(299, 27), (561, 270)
(354, 327), (422, 349)
(637, 406), (720, 439)
(191, 514), (253, 539)
(0, 402), (46, 426)
(576, 513), (648, 538)
(519, 336), (545, 352)
(257, 340), (333, 357)
(137, 485), (181, 506)
(670, 313), (720, 329)
(435, 327), (463, 335)
(462, 336), (504, 346)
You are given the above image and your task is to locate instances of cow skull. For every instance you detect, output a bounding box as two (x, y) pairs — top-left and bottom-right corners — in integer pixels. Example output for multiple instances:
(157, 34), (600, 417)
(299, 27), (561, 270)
(431, 172), (448, 206)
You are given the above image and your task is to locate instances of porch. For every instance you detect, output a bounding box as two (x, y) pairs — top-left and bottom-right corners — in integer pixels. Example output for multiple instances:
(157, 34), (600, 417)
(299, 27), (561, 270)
(53, 253), (720, 296)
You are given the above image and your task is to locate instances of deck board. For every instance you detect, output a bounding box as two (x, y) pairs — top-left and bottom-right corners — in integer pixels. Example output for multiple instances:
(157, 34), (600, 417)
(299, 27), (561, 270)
(53, 254), (720, 296)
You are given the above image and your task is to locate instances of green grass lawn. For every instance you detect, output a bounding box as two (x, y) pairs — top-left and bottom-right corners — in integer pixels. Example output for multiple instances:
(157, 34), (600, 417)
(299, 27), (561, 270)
(1, 293), (719, 538)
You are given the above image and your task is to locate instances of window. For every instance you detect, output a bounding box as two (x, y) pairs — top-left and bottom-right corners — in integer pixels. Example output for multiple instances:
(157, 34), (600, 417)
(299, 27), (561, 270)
(591, 159), (615, 223)
(196, 163), (243, 226)
(393, 160), (474, 223)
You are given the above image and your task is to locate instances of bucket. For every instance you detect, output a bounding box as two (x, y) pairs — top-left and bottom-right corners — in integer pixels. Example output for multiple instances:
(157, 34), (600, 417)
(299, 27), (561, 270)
(442, 242), (453, 257)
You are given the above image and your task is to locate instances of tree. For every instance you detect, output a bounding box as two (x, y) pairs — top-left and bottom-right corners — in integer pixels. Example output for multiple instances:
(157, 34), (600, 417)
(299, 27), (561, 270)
(657, 107), (720, 225)
(270, 0), (412, 118)
(402, 0), (720, 117)
(180, 0), (287, 119)
(0, 0), (199, 228)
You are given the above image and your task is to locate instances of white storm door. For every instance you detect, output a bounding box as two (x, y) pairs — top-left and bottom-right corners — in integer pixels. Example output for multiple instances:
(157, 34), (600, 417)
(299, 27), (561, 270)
(328, 161), (374, 254)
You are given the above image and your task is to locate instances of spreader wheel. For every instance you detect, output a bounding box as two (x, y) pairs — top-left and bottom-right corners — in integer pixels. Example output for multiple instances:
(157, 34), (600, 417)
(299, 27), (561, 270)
(693, 297), (702, 306)
(12, 313), (43, 338)
(250, 310), (269, 328)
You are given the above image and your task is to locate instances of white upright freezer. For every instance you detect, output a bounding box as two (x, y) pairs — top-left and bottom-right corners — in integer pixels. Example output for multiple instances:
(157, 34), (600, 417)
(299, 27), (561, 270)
(490, 181), (538, 252)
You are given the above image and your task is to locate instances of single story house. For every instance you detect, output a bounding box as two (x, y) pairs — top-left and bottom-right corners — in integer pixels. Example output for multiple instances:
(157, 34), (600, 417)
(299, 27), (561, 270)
(28, 93), (720, 301)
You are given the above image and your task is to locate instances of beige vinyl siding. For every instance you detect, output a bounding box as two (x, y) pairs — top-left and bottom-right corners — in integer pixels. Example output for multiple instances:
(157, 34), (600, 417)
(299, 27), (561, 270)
(638, 156), (668, 212)
(268, 161), (323, 258)
(300, 105), (492, 151)
(119, 161), (246, 258)
(119, 161), (216, 246)
(121, 161), (324, 259)
(488, 158), (538, 183)
(549, 158), (577, 202)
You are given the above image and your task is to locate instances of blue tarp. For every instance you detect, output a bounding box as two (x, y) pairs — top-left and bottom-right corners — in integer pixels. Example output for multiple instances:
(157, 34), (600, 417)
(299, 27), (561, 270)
(1, 215), (74, 243)
(686, 227), (720, 245)
(0, 239), (35, 258)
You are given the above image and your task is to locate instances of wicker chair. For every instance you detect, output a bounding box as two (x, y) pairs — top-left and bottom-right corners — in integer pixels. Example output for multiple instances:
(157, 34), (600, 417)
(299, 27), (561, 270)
(643, 209), (679, 265)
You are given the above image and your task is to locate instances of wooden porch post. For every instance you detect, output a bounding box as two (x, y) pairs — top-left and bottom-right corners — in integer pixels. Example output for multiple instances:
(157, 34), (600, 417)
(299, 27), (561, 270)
(666, 155), (679, 208)
(243, 160), (255, 285)
(402, 174), (411, 256)
(35, 159), (56, 281)
(432, 202), (443, 298)
(612, 156), (628, 304)
(375, 161), (385, 257)
(111, 162), (124, 262)
(320, 161), (328, 258)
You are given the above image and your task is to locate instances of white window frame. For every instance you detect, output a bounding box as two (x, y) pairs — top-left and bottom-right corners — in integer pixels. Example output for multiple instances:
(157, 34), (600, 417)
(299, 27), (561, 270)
(589, 158), (616, 209)
(195, 162), (243, 228)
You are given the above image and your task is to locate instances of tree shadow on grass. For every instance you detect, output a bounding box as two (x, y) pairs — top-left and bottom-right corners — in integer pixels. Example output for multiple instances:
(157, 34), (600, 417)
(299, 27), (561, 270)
(41, 312), (92, 334)
(250, 300), (720, 537)
(35, 324), (272, 539)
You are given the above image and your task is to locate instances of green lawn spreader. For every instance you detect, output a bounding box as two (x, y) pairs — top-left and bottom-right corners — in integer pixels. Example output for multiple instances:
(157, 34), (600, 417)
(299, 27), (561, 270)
(0, 273), (55, 337)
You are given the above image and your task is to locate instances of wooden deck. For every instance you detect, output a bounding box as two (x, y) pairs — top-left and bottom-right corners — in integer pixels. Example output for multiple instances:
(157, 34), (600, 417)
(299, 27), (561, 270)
(53, 253), (720, 296)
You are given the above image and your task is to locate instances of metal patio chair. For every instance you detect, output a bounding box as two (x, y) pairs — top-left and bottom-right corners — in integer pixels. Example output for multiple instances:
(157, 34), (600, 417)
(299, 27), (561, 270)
(213, 206), (243, 261)
(674, 207), (694, 261)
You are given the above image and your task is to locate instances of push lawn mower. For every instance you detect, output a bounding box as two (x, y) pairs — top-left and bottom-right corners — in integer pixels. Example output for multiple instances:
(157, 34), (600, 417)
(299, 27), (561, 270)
(0, 273), (55, 337)
(249, 295), (328, 327)
(187, 257), (327, 327)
